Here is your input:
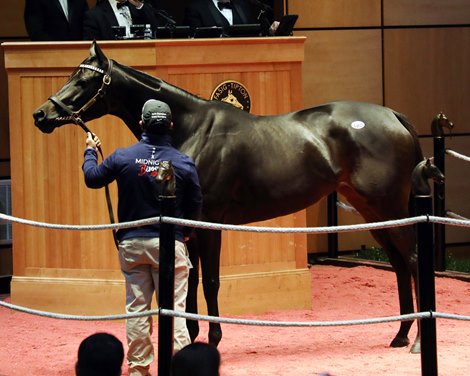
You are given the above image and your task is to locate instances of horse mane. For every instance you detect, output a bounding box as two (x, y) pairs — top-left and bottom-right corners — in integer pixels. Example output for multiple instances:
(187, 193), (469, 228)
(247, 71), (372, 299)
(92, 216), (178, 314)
(113, 60), (207, 105)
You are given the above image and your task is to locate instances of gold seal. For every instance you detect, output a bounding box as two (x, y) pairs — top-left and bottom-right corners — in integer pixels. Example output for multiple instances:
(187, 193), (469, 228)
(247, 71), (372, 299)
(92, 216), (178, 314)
(210, 80), (252, 113)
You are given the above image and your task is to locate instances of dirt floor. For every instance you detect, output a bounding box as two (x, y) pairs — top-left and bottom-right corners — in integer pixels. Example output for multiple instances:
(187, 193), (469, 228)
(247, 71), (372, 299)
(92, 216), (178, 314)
(0, 264), (469, 376)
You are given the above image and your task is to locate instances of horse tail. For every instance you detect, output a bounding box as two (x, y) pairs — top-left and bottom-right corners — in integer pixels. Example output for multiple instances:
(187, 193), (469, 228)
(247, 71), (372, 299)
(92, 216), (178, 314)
(393, 110), (424, 165)
(393, 110), (424, 215)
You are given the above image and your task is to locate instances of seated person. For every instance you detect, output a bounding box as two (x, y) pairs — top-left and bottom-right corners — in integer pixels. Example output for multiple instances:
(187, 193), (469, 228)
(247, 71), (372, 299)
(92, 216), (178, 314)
(184, 0), (277, 35)
(83, 0), (160, 40)
(24, 0), (88, 41)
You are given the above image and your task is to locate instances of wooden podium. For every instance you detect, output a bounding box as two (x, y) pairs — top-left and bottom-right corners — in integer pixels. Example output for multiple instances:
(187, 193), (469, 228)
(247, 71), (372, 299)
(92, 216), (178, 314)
(3, 37), (311, 316)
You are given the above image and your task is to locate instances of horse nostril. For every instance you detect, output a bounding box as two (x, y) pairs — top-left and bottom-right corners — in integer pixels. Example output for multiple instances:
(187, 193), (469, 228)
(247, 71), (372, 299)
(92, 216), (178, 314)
(33, 110), (46, 124)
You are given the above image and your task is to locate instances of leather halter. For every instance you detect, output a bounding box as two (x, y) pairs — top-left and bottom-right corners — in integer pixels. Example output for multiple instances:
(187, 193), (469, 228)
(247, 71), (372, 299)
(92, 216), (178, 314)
(49, 59), (119, 248)
(49, 60), (113, 134)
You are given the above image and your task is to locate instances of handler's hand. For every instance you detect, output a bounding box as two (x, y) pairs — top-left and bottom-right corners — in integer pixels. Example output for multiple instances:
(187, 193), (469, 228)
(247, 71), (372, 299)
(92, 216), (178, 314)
(86, 132), (101, 150)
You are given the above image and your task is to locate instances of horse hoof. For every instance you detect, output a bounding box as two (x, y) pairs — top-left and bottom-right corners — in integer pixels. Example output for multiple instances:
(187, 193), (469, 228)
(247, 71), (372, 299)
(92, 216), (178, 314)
(389, 336), (410, 348)
(410, 340), (421, 354)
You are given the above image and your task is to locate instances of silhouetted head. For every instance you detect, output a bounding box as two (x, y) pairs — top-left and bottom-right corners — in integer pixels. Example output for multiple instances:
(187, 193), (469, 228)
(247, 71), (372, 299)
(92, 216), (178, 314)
(171, 342), (220, 376)
(75, 332), (124, 376)
(141, 99), (173, 135)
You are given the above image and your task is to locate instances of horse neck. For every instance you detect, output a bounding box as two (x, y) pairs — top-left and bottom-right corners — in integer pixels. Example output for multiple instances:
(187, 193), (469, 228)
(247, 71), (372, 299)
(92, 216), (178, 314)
(110, 63), (204, 139)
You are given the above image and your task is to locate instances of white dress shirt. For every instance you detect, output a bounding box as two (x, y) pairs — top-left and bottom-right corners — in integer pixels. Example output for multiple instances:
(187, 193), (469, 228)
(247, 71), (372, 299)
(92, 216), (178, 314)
(109, 0), (133, 37)
(212, 0), (233, 25)
(58, 0), (69, 21)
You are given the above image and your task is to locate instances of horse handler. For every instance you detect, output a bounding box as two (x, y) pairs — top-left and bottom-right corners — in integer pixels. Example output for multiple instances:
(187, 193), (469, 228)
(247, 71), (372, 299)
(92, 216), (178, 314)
(82, 99), (203, 376)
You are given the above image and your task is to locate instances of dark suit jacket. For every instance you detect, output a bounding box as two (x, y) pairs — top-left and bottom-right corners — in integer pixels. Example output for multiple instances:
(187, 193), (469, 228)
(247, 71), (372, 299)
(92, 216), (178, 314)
(184, 0), (259, 30)
(83, 1), (160, 40)
(24, 0), (88, 41)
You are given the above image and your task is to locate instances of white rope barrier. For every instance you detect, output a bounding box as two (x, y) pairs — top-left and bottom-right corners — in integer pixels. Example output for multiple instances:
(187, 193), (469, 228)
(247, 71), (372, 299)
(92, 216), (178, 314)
(1, 299), (469, 327)
(0, 212), (161, 231)
(0, 211), (468, 329)
(446, 148), (470, 163)
(2, 212), (470, 234)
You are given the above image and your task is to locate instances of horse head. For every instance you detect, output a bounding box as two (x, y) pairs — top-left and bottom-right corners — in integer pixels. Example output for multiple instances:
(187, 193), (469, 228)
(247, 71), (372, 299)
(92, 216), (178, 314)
(411, 158), (445, 195)
(431, 112), (454, 137)
(33, 41), (115, 135)
(153, 160), (176, 197)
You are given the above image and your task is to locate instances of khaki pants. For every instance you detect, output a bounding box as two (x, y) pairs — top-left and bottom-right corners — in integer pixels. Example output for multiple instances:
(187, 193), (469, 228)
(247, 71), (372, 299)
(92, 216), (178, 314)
(118, 237), (191, 376)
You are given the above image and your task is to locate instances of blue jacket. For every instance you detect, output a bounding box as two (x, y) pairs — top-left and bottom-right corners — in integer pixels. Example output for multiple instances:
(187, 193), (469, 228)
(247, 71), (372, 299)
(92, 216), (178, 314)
(82, 133), (202, 242)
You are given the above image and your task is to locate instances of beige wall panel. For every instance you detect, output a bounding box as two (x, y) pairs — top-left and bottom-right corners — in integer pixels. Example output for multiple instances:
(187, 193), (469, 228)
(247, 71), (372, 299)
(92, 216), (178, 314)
(444, 137), (470, 243)
(301, 29), (383, 109)
(384, 27), (470, 135)
(385, 28), (469, 249)
(288, 0), (381, 28)
(384, 0), (470, 26)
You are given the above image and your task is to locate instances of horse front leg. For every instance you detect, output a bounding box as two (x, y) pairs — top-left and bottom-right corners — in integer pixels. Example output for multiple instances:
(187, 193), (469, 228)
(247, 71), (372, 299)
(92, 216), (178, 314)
(185, 235), (200, 342)
(198, 229), (222, 346)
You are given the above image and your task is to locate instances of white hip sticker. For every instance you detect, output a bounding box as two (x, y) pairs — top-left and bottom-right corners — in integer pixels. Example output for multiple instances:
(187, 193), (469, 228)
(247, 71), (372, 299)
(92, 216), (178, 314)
(351, 120), (365, 129)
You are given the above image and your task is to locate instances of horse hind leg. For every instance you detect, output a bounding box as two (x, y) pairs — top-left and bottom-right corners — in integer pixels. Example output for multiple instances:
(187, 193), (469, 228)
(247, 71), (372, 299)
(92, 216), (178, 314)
(371, 227), (420, 353)
(186, 235), (201, 342)
(198, 229), (223, 346)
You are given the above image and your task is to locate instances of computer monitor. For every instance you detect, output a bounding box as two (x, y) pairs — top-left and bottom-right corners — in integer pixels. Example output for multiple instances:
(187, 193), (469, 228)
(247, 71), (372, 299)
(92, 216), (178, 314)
(192, 26), (223, 38)
(275, 14), (299, 36)
(225, 24), (262, 38)
(111, 26), (126, 40)
(130, 24), (145, 39)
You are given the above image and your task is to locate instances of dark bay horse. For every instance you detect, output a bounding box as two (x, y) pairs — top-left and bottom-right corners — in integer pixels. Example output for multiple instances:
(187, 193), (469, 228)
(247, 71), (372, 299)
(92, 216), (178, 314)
(33, 42), (426, 352)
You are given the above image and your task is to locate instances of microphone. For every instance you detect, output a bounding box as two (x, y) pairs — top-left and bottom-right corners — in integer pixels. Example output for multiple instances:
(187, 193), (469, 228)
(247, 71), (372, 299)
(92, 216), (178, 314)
(146, 3), (177, 27)
(247, 0), (273, 13)
(247, 0), (273, 36)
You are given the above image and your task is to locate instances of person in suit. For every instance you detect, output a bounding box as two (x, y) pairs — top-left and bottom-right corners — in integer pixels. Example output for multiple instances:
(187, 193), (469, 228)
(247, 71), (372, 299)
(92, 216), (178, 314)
(83, 0), (161, 40)
(24, 0), (88, 41)
(184, 0), (275, 35)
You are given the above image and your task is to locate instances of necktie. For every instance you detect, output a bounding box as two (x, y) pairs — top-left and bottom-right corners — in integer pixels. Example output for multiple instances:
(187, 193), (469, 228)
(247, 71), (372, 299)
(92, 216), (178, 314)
(117, 1), (129, 9)
(217, 1), (232, 10)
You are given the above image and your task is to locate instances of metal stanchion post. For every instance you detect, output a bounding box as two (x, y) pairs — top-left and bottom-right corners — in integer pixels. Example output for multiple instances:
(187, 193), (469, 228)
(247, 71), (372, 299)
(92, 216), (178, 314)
(158, 194), (176, 376)
(327, 191), (338, 258)
(415, 194), (438, 376)
(433, 135), (446, 271)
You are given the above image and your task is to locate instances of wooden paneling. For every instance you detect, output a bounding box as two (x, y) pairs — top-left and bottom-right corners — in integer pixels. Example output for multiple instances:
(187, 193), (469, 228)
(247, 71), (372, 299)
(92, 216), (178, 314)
(288, 0), (381, 28)
(384, 27), (470, 135)
(301, 29), (383, 108)
(384, 0), (470, 26)
(4, 38), (311, 315)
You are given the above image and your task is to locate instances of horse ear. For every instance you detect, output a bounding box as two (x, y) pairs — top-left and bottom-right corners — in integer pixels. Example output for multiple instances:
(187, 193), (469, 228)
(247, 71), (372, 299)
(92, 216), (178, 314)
(89, 41), (107, 63)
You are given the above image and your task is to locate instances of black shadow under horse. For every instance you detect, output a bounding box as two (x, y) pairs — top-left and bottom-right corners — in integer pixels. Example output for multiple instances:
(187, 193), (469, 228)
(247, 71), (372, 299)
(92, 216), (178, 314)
(33, 42), (426, 353)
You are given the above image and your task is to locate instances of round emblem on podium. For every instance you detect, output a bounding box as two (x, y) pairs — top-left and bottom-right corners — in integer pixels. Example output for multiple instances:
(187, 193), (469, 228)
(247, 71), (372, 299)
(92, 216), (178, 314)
(210, 80), (251, 113)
